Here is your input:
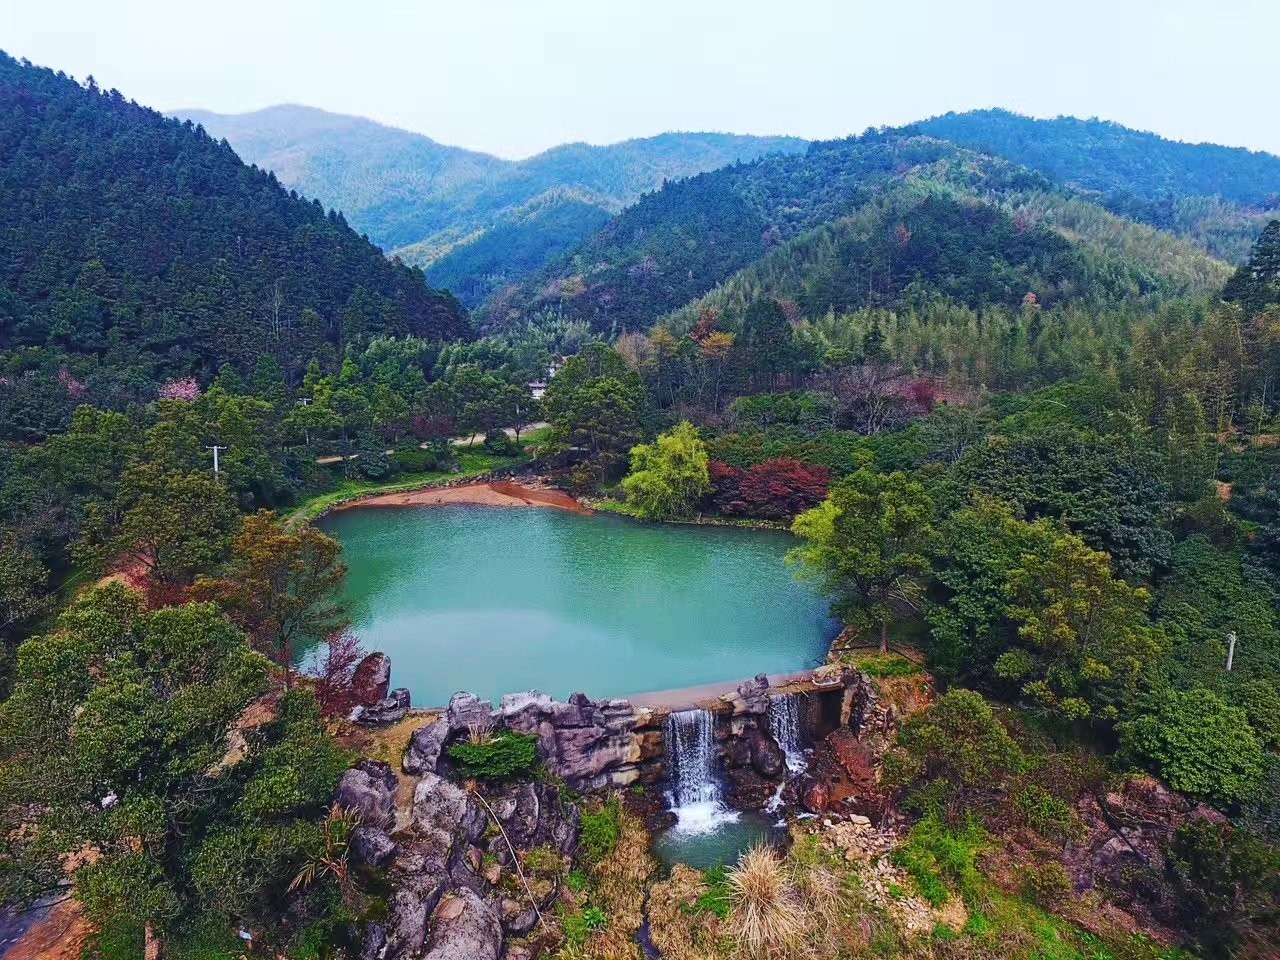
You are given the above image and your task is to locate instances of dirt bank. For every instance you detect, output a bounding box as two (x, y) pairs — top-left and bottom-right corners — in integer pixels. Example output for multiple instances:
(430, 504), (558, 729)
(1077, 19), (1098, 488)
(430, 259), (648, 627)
(329, 481), (590, 515)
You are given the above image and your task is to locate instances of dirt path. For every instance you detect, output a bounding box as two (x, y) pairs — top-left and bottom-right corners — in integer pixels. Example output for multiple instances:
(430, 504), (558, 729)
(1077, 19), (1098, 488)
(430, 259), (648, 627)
(329, 481), (589, 515)
(0, 897), (91, 960)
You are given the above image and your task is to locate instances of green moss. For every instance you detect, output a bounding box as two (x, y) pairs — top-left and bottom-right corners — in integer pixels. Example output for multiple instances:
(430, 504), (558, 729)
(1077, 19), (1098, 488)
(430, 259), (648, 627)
(523, 845), (563, 877)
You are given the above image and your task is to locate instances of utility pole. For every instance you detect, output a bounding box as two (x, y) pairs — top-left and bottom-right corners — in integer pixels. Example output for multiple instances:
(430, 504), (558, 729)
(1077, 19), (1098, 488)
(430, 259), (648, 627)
(1226, 631), (1237, 672)
(206, 445), (227, 476)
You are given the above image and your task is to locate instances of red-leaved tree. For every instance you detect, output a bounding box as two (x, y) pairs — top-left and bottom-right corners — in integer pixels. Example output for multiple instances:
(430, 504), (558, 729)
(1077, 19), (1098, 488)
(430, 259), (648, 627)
(309, 630), (367, 718)
(708, 458), (830, 521)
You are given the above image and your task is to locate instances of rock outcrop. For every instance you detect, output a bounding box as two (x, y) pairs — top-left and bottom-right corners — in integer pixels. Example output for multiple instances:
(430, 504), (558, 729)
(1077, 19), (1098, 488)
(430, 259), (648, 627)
(356, 759), (581, 960)
(405, 689), (660, 791)
(357, 687), (411, 726)
(421, 888), (502, 960)
(1064, 774), (1227, 926)
(336, 759), (398, 829)
(403, 717), (451, 775)
(352, 652), (392, 706)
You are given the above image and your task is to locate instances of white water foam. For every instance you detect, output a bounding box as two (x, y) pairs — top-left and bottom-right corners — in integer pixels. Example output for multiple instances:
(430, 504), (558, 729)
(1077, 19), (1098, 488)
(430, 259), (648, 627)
(664, 708), (739, 835)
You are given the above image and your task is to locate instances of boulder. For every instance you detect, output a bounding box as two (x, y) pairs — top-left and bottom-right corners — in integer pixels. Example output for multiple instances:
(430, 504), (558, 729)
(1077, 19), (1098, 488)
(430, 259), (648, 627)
(385, 849), (451, 959)
(498, 897), (539, 935)
(359, 923), (388, 960)
(723, 673), (771, 715)
(351, 826), (397, 870)
(549, 725), (638, 790)
(351, 652), (392, 706)
(421, 889), (502, 960)
(385, 775), (486, 960)
(487, 780), (580, 854)
(447, 692), (495, 736)
(336, 760), (398, 829)
(358, 688), (411, 726)
(793, 774), (830, 814)
(404, 717), (451, 775)
(494, 691), (645, 790)
(411, 774), (488, 849)
(747, 727), (786, 779)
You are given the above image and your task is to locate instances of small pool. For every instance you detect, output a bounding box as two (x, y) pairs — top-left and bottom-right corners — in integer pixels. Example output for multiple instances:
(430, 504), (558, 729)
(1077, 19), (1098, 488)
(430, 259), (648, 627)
(317, 505), (837, 706)
(651, 811), (786, 870)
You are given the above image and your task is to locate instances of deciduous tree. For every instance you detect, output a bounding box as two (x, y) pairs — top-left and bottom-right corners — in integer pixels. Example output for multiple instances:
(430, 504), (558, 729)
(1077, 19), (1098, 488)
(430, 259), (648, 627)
(622, 422), (710, 519)
(790, 468), (936, 653)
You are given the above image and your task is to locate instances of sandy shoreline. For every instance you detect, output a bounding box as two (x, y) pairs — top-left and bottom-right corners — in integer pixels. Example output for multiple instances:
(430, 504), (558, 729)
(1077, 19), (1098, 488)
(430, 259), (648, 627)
(329, 480), (590, 515)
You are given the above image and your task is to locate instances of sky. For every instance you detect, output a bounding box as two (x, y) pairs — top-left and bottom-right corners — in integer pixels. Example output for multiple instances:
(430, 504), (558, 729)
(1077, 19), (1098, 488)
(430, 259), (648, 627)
(3, 0), (1278, 160)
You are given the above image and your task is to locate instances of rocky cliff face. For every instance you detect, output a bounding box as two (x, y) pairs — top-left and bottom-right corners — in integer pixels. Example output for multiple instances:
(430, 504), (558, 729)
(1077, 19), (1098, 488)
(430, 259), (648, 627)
(338, 761), (581, 960)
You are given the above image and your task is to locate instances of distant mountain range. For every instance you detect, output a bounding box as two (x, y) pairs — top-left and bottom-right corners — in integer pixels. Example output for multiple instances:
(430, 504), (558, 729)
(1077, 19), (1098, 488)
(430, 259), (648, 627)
(179, 106), (1279, 317)
(179, 105), (808, 305)
(495, 130), (1244, 335)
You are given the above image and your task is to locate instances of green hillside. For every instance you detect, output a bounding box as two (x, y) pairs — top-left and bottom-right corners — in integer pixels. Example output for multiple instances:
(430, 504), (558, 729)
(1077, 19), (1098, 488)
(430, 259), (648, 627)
(182, 105), (807, 277)
(918, 109), (1280, 261)
(502, 133), (1230, 333)
(0, 53), (469, 419)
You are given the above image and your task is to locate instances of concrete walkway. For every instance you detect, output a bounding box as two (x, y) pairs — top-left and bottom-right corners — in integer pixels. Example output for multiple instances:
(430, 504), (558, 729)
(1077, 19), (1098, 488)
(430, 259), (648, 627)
(626, 668), (832, 712)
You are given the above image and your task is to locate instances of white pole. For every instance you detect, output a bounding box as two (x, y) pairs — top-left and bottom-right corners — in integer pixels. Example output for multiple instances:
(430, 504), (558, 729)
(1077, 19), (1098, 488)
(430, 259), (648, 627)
(206, 444), (227, 476)
(1226, 631), (1237, 672)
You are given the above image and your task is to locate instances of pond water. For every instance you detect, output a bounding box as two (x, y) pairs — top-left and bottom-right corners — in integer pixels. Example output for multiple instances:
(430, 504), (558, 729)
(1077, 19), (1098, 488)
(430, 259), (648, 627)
(317, 505), (837, 707)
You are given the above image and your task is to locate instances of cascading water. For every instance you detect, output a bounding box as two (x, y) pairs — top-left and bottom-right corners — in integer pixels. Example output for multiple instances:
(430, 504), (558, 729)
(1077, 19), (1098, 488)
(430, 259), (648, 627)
(664, 709), (739, 834)
(768, 693), (808, 774)
(765, 693), (808, 815)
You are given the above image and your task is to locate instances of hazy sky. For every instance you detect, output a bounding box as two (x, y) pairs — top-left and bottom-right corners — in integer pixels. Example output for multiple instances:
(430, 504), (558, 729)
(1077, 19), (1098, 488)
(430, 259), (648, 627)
(4, 0), (1277, 159)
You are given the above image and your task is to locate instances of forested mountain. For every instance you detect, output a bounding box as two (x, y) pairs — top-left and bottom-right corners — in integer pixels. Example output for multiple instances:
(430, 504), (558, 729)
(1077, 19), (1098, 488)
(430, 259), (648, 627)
(918, 109), (1280, 262)
(497, 132), (1232, 334)
(0, 53), (469, 433)
(180, 104), (510, 252)
(181, 105), (808, 302)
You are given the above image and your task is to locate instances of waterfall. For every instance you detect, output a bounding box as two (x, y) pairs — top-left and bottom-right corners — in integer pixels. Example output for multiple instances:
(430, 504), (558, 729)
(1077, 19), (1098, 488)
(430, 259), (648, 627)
(664, 709), (738, 834)
(768, 693), (808, 774)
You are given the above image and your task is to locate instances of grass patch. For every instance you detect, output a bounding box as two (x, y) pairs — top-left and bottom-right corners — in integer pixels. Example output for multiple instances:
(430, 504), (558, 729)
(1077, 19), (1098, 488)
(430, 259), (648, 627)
(850, 652), (923, 679)
(578, 796), (623, 865)
(891, 815), (985, 907)
(690, 864), (732, 919)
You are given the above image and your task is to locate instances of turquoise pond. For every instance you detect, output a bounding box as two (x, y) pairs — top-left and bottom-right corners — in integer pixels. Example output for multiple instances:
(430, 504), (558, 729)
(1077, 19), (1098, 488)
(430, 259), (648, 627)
(316, 505), (838, 707)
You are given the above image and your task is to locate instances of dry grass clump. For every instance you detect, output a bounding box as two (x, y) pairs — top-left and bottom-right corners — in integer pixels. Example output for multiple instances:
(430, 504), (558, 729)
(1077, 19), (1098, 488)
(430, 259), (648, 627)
(727, 846), (806, 957)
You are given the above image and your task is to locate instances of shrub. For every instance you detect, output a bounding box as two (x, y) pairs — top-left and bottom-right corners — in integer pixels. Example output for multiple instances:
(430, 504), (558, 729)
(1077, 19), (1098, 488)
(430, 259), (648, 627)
(707, 457), (831, 521)
(1012, 785), (1082, 842)
(446, 730), (538, 780)
(883, 689), (1025, 822)
(483, 429), (520, 456)
(578, 796), (622, 865)
(1022, 861), (1072, 906)
(622, 421), (710, 520)
(392, 446), (450, 473)
(1118, 687), (1265, 808)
